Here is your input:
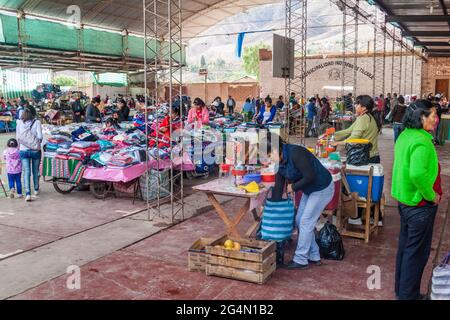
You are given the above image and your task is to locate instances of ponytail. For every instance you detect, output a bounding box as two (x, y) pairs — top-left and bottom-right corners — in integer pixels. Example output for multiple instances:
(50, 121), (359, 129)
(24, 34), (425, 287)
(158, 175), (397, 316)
(356, 95), (382, 132)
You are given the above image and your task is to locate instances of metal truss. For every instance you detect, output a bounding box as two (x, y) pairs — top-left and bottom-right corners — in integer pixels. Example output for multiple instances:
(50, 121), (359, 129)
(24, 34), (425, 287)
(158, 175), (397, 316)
(335, 0), (359, 98)
(285, 0), (307, 143)
(143, 0), (184, 224)
(389, 27), (403, 96)
(372, 6), (386, 97)
(332, 0), (427, 98)
(410, 51), (415, 95)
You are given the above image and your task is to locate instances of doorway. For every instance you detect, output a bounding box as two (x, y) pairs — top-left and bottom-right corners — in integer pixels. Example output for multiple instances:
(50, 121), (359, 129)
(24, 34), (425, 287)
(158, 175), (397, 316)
(435, 79), (449, 98)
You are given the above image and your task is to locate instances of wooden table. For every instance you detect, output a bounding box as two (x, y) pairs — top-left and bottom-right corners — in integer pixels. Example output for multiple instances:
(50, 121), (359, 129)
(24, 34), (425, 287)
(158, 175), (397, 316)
(193, 180), (271, 239)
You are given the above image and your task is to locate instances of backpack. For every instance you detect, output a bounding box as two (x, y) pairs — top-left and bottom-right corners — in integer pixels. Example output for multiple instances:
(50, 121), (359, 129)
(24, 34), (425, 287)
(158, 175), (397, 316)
(17, 120), (41, 151)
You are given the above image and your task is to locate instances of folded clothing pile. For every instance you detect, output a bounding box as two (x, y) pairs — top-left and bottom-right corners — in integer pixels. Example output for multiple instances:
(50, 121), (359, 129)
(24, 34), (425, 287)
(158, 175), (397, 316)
(69, 142), (100, 158)
(97, 140), (115, 151)
(149, 147), (170, 160)
(71, 126), (97, 142)
(46, 136), (73, 153)
(90, 149), (138, 168)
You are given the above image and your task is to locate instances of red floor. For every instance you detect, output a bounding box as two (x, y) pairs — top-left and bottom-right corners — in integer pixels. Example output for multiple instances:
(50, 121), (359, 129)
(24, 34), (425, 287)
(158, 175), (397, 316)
(11, 136), (450, 300)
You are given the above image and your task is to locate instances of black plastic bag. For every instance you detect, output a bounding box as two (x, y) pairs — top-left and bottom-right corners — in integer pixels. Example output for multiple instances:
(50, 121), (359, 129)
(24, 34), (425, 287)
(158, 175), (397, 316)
(345, 143), (372, 166)
(316, 222), (345, 261)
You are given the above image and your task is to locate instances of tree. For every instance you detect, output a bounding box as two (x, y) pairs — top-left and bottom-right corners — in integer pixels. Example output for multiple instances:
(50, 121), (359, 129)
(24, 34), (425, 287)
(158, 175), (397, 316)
(200, 55), (207, 68)
(54, 75), (78, 87)
(242, 43), (270, 79)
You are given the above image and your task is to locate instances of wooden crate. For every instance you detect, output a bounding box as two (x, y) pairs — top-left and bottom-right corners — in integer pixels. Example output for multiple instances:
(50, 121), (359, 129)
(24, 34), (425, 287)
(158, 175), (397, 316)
(205, 236), (276, 285)
(188, 238), (214, 272)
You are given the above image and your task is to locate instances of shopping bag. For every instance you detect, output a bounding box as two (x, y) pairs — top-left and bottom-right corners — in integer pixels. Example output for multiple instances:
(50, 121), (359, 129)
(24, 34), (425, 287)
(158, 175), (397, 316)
(345, 143), (372, 166)
(385, 110), (393, 122)
(261, 197), (296, 242)
(316, 222), (345, 261)
(431, 252), (450, 300)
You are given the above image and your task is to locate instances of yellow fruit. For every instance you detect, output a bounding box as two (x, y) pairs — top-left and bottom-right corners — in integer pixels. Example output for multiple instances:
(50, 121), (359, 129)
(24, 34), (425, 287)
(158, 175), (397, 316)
(234, 242), (241, 251)
(224, 240), (234, 249)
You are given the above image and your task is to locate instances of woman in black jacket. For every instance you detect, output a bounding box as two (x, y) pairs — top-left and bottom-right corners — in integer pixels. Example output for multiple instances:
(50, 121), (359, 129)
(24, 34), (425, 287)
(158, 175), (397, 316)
(117, 99), (130, 122)
(266, 134), (335, 269)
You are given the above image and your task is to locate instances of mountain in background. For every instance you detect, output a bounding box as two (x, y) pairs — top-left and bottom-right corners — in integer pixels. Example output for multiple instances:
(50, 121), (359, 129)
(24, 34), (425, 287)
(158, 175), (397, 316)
(185, 1), (374, 83)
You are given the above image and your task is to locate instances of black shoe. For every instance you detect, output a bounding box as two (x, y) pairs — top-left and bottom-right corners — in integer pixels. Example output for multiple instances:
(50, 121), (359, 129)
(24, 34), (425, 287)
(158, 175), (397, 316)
(308, 260), (323, 266)
(286, 262), (310, 270)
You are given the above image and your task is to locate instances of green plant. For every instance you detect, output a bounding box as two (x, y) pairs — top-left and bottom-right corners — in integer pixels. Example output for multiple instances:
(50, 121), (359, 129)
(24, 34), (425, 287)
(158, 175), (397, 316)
(54, 75), (78, 87)
(242, 43), (270, 79)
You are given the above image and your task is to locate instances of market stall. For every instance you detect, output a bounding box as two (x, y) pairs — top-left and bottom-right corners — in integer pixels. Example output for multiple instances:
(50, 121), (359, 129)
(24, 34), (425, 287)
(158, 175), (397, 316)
(41, 116), (195, 201)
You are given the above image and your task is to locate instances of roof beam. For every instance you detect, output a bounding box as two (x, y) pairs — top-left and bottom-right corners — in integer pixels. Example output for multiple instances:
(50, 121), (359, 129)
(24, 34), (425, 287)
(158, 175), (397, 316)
(371, 0), (423, 49)
(438, 0), (450, 30)
(403, 31), (450, 37)
(415, 41), (450, 47)
(426, 49), (450, 53)
(386, 15), (450, 23)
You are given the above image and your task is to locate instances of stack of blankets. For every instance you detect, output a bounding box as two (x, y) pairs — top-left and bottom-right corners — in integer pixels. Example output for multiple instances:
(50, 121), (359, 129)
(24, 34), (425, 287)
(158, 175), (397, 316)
(67, 142), (101, 160)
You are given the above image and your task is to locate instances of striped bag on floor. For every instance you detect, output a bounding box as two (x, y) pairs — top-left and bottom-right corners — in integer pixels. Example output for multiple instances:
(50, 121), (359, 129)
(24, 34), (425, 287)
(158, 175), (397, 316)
(431, 253), (450, 300)
(261, 198), (296, 242)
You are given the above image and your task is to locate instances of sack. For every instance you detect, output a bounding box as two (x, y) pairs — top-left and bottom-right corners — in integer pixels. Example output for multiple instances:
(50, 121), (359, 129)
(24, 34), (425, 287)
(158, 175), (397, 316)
(345, 143), (372, 166)
(316, 222), (345, 261)
(139, 169), (170, 201)
(431, 252), (450, 300)
(17, 120), (41, 151)
(261, 198), (296, 242)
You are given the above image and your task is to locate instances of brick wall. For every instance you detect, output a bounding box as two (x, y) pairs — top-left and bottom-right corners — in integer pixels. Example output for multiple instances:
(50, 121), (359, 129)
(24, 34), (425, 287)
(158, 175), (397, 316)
(259, 50), (422, 99)
(421, 57), (450, 97)
(186, 82), (259, 111)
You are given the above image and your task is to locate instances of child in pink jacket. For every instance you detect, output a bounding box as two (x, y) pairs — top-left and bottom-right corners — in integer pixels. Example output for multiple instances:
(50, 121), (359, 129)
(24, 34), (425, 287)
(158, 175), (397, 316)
(3, 138), (22, 198)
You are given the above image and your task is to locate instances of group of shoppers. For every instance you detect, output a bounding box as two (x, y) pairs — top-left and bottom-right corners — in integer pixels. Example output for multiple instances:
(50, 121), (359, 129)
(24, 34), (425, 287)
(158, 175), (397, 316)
(3, 108), (43, 202)
(264, 92), (442, 301)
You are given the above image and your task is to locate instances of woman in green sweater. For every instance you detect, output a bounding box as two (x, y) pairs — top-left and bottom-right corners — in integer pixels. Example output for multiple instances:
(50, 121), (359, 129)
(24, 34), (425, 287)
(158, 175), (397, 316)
(332, 95), (382, 163)
(392, 99), (441, 300)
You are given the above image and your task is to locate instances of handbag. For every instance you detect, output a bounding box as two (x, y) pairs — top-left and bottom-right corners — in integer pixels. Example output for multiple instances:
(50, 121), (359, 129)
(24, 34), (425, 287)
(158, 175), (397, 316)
(17, 120), (41, 151)
(261, 195), (296, 242)
(431, 252), (450, 300)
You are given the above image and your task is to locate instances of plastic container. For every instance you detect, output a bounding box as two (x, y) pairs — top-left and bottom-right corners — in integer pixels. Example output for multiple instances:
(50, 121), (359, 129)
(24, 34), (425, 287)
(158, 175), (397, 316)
(261, 173), (276, 183)
(219, 164), (233, 185)
(325, 168), (342, 210)
(346, 164), (384, 202)
(243, 174), (262, 185)
(294, 168), (341, 210)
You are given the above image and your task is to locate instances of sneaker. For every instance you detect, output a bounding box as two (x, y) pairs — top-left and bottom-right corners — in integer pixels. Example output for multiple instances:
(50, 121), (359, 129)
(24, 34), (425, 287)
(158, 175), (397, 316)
(25, 195), (32, 202)
(348, 218), (363, 226)
(9, 189), (15, 199)
(34, 190), (40, 196)
(308, 260), (323, 266)
(16, 194), (23, 199)
(378, 220), (384, 227)
(286, 261), (310, 270)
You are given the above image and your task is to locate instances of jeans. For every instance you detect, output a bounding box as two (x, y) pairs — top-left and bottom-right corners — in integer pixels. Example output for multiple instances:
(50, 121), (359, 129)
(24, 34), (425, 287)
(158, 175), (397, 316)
(7, 173), (22, 195)
(395, 203), (437, 300)
(20, 150), (42, 196)
(305, 120), (315, 137)
(294, 181), (335, 265)
(228, 106), (234, 115)
(393, 123), (404, 143)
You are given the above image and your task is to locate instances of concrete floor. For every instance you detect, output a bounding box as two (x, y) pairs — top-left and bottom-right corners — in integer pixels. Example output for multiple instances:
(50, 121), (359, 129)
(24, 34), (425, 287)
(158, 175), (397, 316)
(1, 130), (449, 300)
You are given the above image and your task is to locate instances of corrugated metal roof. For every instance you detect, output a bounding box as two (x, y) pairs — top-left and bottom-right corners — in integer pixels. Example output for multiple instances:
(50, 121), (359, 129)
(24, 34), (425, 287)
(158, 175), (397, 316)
(0, 0), (278, 38)
(372, 0), (450, 56)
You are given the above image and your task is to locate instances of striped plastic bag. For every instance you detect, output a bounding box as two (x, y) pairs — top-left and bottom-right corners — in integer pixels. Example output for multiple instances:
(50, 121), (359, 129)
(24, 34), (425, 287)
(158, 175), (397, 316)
(261, 197), (296, 242)
(431, 253), (450, 300)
